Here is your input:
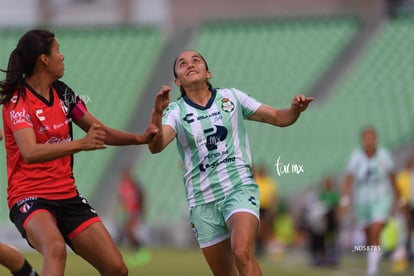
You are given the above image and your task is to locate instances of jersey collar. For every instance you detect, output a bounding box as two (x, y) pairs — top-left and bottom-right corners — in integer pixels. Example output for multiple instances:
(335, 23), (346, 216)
(183, 87), (217, 110)
(25, 83), (54, 107)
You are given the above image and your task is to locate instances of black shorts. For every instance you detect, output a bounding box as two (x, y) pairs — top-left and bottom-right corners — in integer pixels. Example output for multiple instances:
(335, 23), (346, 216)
(10, 192), (100, 250)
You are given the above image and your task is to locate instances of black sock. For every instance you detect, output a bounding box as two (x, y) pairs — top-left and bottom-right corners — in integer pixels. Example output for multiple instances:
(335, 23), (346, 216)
(12, 259), (39, 276)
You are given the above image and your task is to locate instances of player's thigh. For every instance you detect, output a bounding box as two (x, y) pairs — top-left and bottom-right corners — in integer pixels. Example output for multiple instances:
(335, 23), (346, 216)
(71, 221), (126, 273)
(25, 211), (66, 254)
(224, 184), (260, 250)
(355, 201), (371, 228)
(227, 212), (259, 252)
(371, 197), (392, 223)
(189, 202), (230, 248)
(201, 238), (237, 276)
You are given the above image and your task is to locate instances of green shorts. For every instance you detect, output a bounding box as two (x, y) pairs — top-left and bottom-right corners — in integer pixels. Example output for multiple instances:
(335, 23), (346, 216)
(355, 196), (392, 227)
(189, 184), (260, 248)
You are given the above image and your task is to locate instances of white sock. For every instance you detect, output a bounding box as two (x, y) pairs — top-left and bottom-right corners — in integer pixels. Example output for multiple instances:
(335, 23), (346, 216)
(367, 250), (381, 275)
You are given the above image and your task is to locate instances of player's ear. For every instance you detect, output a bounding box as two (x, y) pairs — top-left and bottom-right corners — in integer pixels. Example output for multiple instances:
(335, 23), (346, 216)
(174, 78), (181, 86)
(40, 54), (49, 66)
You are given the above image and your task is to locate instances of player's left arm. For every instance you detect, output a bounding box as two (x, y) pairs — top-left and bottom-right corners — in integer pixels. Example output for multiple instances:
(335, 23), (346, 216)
(74, 112), (159, 145)
(248, 95), (313, 127)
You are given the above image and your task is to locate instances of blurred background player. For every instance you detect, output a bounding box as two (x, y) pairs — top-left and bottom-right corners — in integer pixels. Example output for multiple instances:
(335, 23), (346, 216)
(253, 164), (278, 258)
(300, 185), (328, 266)
(117, 168), (151, 267)
(318, 175), (340, 266)
(301, 176), (340, 267)
(117, 168), (145, 250)
(340, 127), (400, 276)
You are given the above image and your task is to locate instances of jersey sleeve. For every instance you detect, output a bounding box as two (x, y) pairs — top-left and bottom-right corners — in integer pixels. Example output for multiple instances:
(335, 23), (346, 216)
(71, 100), (88, 121)
(231, 88), (262, 118)
(162, 102), (179, 132)
(53, 80), (88, 121)
(3, 98), (34, 133)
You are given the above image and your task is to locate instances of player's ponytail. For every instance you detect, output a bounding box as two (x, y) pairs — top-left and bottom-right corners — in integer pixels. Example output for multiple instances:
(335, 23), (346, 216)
(0, 48), (25, 105)
(0, 28), (55, 105)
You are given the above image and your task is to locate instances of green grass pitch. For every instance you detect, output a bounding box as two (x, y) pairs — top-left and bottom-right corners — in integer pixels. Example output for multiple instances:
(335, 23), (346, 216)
(1, 247), (412, 275)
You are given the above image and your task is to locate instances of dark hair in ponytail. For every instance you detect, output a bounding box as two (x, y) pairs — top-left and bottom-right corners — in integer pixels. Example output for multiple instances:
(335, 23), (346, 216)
(173, 51), (213, 98)
(0, 28), (55, 105)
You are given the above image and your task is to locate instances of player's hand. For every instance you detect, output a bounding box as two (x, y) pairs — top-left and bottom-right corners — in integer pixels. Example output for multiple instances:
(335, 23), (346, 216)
(154, 85), (171, 113)
(291, 95), (314, 113)
(142, 124), (160, 143)
(82, 123), (106, 150)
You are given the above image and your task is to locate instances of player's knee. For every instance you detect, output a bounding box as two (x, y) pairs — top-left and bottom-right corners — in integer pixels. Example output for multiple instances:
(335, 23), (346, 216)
(232, 246), (253, 265)
(44, 240), (67, 260)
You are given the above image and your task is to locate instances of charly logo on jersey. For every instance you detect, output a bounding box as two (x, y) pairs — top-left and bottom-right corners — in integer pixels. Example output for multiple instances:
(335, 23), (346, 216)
(36, 109), (45, 121)
(183, 113), (195, 124)
(221, 98), (234, 112)
(183, 111), (222, 124)
(248, 196), (257, 206)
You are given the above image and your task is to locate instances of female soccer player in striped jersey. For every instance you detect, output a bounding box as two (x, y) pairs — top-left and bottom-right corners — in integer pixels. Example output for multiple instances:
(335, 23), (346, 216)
(149, 50), (313, 276)
(340, 127), (400, 276)
(0, 28), (159, 276)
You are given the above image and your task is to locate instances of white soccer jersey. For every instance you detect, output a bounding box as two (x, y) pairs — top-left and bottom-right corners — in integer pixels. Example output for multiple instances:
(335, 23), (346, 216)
(163, 88), (262, 207)
(346, 147), (394, 204)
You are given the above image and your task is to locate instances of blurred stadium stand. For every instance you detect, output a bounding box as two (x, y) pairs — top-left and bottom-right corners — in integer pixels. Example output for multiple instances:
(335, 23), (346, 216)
(1, 0), (413, 247)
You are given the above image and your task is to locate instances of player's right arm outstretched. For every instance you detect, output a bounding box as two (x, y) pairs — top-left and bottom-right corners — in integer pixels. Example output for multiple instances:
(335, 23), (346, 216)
(149, 85), (175, 153)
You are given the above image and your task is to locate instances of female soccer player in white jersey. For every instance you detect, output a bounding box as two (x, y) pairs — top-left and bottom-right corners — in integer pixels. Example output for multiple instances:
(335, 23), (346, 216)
(149, 50), (313, 276)
(340, 127), (400, 276)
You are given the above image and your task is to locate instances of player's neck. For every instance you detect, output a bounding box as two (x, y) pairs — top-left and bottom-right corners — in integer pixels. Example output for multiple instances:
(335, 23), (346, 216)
(186, 88), (211, 107)
(26, 74), (54, 99)
(364, 148), (376, 158)
(184, 82), (211, 107)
